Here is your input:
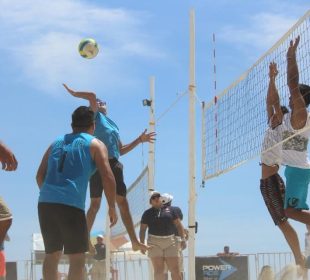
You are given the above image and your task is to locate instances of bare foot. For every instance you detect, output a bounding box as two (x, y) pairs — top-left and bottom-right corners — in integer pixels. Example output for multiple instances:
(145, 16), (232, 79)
(131, 241), (151, 251)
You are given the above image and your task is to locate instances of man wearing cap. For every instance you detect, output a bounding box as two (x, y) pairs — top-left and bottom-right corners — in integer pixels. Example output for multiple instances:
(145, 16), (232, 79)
(160, 193), (187, 279)
(90, 234), (106, 280)
(140, 191), (186, 280)
(36, 106), (117, 280)
(63, 84), (155, 251)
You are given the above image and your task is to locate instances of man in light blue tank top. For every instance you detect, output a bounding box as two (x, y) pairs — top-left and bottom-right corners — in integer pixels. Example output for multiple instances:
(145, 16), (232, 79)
(36, 106), (117, 280)
(64, 84), (156, 252)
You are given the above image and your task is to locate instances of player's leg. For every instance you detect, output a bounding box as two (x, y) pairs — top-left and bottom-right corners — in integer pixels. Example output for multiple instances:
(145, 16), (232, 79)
(112, 160), (148, 250)
(38, 203), (63, 280)
(260, 173), (305, 266)
(68, 253), (86, 280)
(62, 205), (89, 280)
(86, 171), (103, 253)
(87, 171), (103, 231)
(278, 221), (304, 266)
(43, 251), (62, 280)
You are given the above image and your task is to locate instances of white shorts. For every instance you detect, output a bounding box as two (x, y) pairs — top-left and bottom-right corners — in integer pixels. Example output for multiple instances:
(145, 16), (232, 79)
(261, 127), (282, 167)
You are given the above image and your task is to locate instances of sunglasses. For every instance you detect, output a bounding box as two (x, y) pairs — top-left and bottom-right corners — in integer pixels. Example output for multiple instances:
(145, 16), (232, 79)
(96, 99), (106, 106)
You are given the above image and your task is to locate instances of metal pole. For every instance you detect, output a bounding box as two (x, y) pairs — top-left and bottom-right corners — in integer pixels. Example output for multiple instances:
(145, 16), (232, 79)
(148, 76), (155, 280)
(105, 207), (111, 280)
(188, 8), (196, 280)
(148, 76), (156, 193)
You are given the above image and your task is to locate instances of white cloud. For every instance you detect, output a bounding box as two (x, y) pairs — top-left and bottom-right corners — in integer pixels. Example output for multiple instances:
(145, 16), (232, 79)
(219, 12), (300, 51)
(0, 0), (164, 96)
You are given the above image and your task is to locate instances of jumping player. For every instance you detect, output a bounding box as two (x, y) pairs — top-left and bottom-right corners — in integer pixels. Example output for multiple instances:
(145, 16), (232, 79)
(63, 84), (155, 251)
(260, 36), (310, 269)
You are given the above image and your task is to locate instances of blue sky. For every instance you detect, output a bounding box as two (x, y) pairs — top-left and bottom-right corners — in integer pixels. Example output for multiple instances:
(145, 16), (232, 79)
(0, 0), (309, 261)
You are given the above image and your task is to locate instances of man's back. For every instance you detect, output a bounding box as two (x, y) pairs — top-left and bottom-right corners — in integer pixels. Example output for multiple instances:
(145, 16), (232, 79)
(39, 132), (96, 210)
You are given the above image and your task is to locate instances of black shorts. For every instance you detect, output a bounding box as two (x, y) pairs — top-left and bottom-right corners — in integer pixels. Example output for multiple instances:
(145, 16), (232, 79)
(90, 158), (127, 198)
(260, 173), (287, 226)
(38, 203), (88, 254)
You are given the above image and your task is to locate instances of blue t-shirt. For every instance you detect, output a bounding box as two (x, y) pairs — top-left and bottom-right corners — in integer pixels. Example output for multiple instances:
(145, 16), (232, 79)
(94, 112), (120, 159)
(39, 133), (96, 210)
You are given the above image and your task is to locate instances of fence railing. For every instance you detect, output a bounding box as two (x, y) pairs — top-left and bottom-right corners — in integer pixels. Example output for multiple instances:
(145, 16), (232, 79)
(10, 251), (297, 280)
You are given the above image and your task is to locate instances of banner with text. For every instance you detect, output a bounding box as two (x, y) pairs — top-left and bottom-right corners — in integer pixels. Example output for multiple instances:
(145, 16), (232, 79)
(195, 256), (249, 280)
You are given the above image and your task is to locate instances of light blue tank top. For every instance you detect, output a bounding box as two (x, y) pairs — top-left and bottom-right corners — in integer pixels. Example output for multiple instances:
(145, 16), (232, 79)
(94, 112), (120, 159)
(39, 133), (96, 210)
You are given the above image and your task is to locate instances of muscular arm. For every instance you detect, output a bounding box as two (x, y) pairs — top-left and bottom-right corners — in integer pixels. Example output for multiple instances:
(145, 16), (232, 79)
(63, 84), (98, 112)
(266, 62), (283, 128)
(36, 146), (51, 188)
(119, 129), (156, 156)
(287, 36), (307, 129)
(90, 139), (116, 209)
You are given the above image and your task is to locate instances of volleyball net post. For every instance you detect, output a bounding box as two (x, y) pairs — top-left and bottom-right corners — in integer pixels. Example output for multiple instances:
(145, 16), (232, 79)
(188, 8), (197, 280)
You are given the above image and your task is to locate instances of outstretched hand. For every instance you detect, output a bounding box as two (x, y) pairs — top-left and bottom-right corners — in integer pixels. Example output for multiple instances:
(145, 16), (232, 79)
(63, 84), (77, 96)
(287, 36), (300, 59)
(139, 129), (156, 144)
(0, 142), (18, 171)
(269, 62), (278, 80)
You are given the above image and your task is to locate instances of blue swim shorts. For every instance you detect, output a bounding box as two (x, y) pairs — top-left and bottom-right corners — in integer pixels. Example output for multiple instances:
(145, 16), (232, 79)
(284, 166), (310, 210)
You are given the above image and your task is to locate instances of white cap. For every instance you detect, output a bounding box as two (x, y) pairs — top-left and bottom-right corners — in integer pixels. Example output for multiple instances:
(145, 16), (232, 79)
(97, 234), (104, 239)
(150, 191), (161, 198)
(160, 193), (173, 205)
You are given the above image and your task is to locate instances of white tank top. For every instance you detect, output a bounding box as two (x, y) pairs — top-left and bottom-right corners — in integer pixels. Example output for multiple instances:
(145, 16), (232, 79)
(282, 112), (310, 169)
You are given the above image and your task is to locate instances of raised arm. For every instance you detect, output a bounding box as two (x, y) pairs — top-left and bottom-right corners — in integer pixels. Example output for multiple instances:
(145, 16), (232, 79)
(36, 146), (51, 188)
(90, 139), (117, 227)
(266, 62), (283, 128)
(63, 84), (98, 112)
(119, 129), (156, 156)
(287, 36), (307, 129)
(0, 142), (18, 171)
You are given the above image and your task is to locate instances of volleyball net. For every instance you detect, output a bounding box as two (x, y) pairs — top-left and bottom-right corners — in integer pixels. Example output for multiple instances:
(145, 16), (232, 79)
(202, 10), (310, 181)
(111, 166), (149, 238)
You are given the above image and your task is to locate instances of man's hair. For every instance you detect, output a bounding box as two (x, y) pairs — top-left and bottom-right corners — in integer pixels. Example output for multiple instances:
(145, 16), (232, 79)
(71, 106), (95, 128)
(299, 84), (310, 107)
